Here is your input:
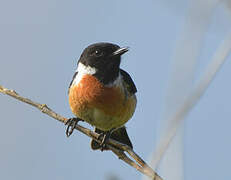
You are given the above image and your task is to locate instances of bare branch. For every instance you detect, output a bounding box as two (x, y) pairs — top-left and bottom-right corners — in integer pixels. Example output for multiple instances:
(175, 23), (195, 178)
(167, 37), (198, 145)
(0, 85), (162, 180)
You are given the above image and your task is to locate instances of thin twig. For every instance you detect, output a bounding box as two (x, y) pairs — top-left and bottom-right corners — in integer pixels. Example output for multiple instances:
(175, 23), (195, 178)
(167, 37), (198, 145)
(0, 85), (162, 180)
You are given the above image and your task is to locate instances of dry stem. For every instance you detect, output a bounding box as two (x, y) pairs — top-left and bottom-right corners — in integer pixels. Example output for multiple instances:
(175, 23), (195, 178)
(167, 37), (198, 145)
(0, 85), (162, 180)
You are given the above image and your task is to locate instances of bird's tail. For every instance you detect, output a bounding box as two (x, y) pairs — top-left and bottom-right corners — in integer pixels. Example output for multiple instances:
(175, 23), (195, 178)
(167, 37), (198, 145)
(91, 126), (133, 150)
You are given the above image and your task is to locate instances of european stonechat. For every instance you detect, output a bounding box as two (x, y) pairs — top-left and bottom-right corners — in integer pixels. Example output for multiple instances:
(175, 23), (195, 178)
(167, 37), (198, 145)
(66, 42), (137, 150)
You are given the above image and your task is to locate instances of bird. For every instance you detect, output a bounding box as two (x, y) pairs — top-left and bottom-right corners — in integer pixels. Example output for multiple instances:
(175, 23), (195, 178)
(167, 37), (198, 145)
(66, 42), (137, 150)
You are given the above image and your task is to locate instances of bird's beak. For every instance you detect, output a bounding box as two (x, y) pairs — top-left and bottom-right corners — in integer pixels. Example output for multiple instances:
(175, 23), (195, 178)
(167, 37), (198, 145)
(112, 47), (129, 56)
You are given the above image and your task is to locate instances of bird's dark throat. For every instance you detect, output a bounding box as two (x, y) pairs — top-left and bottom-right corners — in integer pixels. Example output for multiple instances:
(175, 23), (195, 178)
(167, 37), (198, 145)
(93, 67), (119, 85)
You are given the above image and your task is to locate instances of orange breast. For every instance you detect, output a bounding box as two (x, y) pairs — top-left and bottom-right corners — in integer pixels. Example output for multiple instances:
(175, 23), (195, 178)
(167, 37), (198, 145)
(68, 74), (136, 130)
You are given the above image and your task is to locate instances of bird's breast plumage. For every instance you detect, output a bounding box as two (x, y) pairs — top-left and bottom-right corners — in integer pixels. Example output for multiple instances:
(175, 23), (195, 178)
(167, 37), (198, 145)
(68, 74), (136, 131)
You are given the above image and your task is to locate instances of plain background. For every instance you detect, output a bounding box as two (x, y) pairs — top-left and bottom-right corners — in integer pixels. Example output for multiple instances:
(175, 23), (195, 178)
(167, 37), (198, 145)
(0, 0), (231, 180)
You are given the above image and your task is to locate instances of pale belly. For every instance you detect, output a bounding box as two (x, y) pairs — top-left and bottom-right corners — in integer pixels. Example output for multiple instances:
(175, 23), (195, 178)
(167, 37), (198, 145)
(79, 95), (137, 131)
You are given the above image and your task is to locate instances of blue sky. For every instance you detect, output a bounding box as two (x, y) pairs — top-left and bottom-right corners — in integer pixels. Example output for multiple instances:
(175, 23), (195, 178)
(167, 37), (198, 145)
(0, 0), (231, 180)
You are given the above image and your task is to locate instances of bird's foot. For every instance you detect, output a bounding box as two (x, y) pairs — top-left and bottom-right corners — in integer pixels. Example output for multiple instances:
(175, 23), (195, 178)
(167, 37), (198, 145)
(65, 117), (83, 137)
(97, 129), (115, 151)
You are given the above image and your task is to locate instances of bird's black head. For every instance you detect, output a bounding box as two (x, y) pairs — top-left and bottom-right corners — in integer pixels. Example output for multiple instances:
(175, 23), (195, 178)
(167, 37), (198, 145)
(78, 42), (128, 85)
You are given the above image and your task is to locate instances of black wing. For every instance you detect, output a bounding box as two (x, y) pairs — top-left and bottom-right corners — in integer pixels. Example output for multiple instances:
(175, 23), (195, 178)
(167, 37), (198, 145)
(120, 69), (137, 95)
(68, 71), (78, 94)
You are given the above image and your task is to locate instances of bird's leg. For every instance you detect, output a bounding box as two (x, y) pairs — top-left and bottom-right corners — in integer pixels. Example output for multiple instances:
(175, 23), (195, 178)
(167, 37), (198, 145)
(98, 128), (115, 151)
(65, 117), (83, 137)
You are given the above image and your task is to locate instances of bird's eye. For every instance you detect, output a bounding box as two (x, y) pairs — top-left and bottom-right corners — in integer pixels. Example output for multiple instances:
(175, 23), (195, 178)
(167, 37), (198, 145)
(94, 50), (103, 57)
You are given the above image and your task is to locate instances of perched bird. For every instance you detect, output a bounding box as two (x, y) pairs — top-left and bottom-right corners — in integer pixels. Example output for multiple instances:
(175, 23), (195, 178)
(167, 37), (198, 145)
(66, 42), (137, 150)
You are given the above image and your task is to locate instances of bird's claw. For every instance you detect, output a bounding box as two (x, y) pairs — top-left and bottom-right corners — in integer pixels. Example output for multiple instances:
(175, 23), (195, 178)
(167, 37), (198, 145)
(65, 118), (82, 137)
(97, 129), (114, 151)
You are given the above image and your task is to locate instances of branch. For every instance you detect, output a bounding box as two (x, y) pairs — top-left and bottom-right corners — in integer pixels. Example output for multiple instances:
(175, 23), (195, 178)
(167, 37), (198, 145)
(0, 85), (162, 180)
